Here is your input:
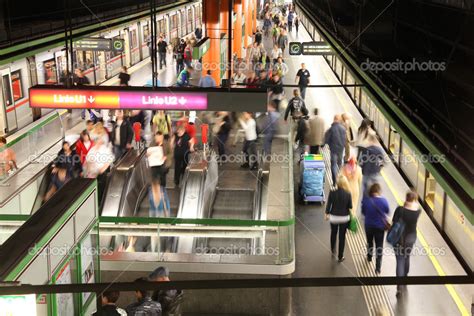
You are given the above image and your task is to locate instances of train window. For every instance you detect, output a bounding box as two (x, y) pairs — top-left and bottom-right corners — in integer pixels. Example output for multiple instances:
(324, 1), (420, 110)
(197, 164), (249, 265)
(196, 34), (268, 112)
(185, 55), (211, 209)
(43, 59), (58, 84)
(187, 8), (193, 33)
(158, 19), (166, 37)
(143, 24), (150, 43)
(416, 163), (426, 199)
(171, 14), (177, 30)
(444, 197), (473, 268)
(130, 29), (138, 48)
(11, 70), (23, 101)
(399, 140), (418, 187)
(2, 75), (13, 106)
(389, 127), (400, 159)
(425, 172), (436, 211)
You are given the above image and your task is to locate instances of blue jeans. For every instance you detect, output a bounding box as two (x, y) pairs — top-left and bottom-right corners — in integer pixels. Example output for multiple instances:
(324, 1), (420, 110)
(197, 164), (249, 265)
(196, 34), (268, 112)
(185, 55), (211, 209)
(113, 145), (126, 162)
(263, 132), (275, 156)
(330, 149), (344, 185)
(362, 173), (381, 195)
(395, 233), (416, 291)
(216, 134), (229, 161)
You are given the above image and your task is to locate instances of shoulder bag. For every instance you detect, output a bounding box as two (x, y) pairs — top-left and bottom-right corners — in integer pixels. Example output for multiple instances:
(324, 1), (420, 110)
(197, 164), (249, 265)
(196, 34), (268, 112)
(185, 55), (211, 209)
(386, 207), (405, 246)
(369, 197), (391, 231)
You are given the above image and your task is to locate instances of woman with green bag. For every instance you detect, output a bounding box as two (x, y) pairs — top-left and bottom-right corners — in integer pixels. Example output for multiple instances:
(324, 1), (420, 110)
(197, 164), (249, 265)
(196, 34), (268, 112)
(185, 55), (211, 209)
(325, 175), (353, 262)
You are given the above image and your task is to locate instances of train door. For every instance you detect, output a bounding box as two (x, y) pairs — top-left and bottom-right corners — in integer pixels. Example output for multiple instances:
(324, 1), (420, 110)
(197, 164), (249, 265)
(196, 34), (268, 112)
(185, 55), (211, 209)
(0, 68), (18, 132)
(123, 29), (131, 67)
(27, 56), (42, 121)
(142, 22), (150, 59)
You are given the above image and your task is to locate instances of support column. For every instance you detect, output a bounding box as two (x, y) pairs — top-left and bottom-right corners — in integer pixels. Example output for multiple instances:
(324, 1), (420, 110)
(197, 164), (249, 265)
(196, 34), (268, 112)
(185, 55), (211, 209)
(233, 0), (243, 59)
(202, 0), (221, 84)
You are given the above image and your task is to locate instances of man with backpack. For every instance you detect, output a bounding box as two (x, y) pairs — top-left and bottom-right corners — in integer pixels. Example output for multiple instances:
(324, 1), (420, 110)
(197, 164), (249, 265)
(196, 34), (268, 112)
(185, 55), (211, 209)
(285, 89), (309, 143)
(174, 39), (186, 74)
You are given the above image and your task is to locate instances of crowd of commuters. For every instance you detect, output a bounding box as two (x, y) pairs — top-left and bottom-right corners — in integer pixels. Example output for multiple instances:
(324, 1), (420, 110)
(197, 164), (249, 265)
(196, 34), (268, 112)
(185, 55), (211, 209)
(93, 266), (183, 316)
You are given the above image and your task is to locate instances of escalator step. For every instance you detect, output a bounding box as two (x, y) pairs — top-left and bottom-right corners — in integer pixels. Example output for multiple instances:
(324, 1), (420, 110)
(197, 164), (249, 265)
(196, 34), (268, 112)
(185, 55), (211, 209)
(212, 189), (254, 216)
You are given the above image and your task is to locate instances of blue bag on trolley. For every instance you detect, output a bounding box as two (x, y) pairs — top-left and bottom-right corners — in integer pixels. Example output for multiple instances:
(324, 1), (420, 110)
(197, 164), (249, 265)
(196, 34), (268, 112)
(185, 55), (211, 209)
(301, 168), (325, 197)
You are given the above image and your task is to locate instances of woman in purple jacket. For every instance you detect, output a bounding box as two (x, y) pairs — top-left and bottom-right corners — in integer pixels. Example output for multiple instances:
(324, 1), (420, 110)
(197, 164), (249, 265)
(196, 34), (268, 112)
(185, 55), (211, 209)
(361, 183), (390, 274)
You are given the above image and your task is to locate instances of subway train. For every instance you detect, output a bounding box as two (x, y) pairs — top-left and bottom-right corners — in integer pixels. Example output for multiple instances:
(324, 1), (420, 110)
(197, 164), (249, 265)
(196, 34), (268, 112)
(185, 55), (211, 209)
(0, 1), (202, 136)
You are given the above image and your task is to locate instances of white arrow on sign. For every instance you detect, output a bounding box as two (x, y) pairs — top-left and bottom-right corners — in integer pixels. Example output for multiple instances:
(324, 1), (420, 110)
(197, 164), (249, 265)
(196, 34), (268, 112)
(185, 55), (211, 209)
(87, 96), (95, 103)
(178, 97), (187, 105)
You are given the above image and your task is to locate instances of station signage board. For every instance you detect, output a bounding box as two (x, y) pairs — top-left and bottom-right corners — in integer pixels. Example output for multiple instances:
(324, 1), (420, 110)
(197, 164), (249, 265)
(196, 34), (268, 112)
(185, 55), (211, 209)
(29, 88), (208, 110)
(289, 41), (333, 55)
(74, 38), (124, 52)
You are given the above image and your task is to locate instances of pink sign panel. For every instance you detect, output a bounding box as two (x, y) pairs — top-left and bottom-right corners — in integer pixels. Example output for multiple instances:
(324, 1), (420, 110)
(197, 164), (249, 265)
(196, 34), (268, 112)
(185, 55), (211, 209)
(30, 88), (208, 110)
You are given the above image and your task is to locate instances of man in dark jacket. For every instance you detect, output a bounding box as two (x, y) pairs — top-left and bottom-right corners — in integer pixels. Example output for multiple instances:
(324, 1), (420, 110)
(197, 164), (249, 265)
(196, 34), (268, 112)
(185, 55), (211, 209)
(110, 110), (134, 161)
(93, 291), (127, 316)
(126, 277), (162, 316)
(157, 36), (168, 70)
(324, 114), (346, 184)
(359, 134), (385, 194)
(150, 267), (183, 316)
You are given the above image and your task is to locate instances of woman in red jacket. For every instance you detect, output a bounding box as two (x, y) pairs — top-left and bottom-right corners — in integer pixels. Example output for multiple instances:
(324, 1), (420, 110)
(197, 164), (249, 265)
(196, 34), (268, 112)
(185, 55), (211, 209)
(76, 130), (94, 165)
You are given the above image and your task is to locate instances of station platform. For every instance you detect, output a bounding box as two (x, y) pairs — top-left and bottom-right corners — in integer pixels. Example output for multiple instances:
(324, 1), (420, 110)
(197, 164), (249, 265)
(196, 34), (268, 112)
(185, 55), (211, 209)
(0, 10), (471, 316)
(60, 13), (470, 316)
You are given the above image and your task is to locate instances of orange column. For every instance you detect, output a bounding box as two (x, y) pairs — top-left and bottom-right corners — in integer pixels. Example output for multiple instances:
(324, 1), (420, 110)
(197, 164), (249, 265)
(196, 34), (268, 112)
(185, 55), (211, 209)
(219, 0), (230, 80)
(202, 0), (221, 84)
(233, 0), (243, 59)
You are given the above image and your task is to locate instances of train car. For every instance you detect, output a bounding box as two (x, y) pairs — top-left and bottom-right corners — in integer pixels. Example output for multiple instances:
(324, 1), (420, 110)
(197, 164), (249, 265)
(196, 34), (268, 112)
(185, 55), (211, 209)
(0, 1), (202, 136)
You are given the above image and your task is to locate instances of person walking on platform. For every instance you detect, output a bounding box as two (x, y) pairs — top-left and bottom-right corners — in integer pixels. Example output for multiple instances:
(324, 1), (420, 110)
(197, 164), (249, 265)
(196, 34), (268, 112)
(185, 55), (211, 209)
(263, 102), (281, 156)
(325, 175), (353, 262)
(393, 191), (421, 297)
(239, 112), (258, 170)
(176, 66), (193, 87)
(277, 29), (288, 56)
(287, 10), (294, 32)
(198, 70), (217, 88)
(306, 108), (325, 154)
(361, 183), (389, 274)
(153, 111), (172, 140)
(272, 24), (280, 45)
(118, 66), (130, 86)
(271, 44), (283, 64)
(356, 118), (376, 160)
(267, 74), (284, 110)
(183, 43), (193, 68)
(324, 115), (346, 185)
(342, 113), (355, 162)
(342, 156), (362, 214)
(173, 125), (194, 187)
(157, 36), (168, 70)
(294, 16), (300, 35)
(285, 89), (308, 142)
(148, 132), (171, 188)
(295, 63), (310, 100)
(174, 39), (186, 74)
(359, 134), (384, 194)
(110, 110), (133, 161)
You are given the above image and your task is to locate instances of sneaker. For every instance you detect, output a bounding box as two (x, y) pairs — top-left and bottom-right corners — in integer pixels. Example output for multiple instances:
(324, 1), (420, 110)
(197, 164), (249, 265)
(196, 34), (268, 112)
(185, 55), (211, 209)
(338, 257), (345, 263)
(240, 163), (249, 168)
(375, 268), (381, 274)
(367, 256), (372, 262)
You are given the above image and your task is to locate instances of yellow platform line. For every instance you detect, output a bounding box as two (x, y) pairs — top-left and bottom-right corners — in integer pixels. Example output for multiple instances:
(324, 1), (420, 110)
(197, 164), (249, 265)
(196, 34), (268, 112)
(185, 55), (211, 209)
(317, 59), (469, 315)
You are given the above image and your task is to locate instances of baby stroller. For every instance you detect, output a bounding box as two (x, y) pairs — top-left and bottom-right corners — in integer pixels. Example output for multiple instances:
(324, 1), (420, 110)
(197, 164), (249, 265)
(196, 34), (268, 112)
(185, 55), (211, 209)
(299, 154), (325, 204)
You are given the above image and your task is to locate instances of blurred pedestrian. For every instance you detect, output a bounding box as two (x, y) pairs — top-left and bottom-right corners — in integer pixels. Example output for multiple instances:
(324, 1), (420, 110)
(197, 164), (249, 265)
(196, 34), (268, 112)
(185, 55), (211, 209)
(147, 131), (171, 188)
(342, 156), (362, 214)
(324, 115), (346, 185)
(306, 108), (325, 154)
(341, 113), (355, 162)
(359, 134), (384, 194)
(173, 125), (194, 186)
(239, 112), (258, 170)
(325, 175), (353, 262)
(263, 102), (280, 156)
(361, 183), (390, 274)
(198, 70), (217, 88)
(295, 63), (310, 100)
(118, 66), (130, 86)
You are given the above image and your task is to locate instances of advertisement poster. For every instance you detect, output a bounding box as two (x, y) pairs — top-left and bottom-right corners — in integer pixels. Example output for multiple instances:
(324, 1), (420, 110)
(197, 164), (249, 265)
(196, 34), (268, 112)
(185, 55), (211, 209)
(55, 261), (74, 316)
(81, 235), (95, 304)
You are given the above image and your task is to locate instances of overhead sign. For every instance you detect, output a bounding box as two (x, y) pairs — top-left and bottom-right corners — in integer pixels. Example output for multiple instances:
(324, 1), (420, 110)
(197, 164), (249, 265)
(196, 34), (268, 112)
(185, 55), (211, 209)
(289, 41), (333, 55)
(74, 38), (124, 52)
(29, 88), (208, 110)
(289, 42), (303, 55)
(193, 37), (211, 60)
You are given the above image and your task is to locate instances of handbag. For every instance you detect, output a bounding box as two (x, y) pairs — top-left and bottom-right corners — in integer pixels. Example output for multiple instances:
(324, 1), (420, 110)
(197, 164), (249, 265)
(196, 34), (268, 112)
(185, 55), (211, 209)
(348, 214), (358, 233)
(369, 197), (391, 231)
(387, 207), (406, 246)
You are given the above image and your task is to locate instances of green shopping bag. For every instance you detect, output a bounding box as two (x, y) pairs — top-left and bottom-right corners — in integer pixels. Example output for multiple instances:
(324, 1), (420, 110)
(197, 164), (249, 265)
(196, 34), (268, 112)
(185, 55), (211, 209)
(348, 214), (358, 233)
